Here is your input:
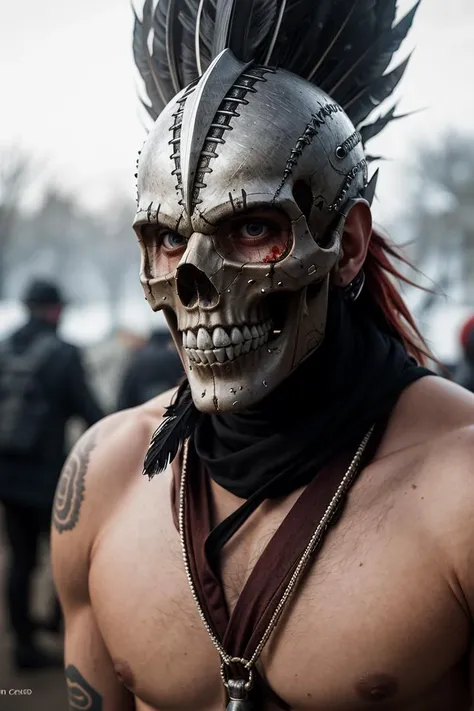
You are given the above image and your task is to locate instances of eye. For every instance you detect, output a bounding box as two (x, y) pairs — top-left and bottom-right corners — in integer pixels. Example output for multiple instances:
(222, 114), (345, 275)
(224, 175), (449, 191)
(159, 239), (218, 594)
(161, 230), (187, 251)
(235, 220), (277, 242)
(242, 222), (269, 238)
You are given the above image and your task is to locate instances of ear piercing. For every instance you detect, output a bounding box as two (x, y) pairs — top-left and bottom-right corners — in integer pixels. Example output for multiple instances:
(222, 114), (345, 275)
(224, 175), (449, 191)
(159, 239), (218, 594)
(342, 270), (365, 302)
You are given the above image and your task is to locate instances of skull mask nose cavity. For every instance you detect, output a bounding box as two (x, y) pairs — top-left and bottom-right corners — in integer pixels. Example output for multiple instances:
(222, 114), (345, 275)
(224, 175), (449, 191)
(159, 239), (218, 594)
(177, 264), (220, 309)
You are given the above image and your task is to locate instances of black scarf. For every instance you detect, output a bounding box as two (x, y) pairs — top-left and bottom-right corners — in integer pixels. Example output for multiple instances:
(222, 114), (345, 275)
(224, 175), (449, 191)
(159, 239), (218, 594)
(196, 290), (428, 488)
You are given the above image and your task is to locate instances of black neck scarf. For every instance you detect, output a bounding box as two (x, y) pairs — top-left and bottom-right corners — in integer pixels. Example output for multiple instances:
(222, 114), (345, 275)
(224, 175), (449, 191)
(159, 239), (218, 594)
(192, 291), (432, 559)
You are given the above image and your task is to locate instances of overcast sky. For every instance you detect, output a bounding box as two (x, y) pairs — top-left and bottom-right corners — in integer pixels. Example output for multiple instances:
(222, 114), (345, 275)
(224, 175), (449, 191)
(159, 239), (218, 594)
(1, 0), (474, 227)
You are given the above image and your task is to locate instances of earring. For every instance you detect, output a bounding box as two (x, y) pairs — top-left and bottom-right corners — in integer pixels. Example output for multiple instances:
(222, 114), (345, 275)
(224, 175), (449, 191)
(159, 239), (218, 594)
(343, 270), (365, 302)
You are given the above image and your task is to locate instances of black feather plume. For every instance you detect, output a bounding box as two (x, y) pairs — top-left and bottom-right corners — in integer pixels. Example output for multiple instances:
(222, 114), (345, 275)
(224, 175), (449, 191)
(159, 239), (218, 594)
(165, 0), (182, 93)
(195, 0), (217, 72)
(179, 0), (200, 83)
(134, 0), (421, 146)
(306, 0), (372, 83)
(327, 2), (420, 105)
(149, 0), (179, 112)
(375, 0), (397, 34)
(213, 0), (278, 62)
(212, 0), (235, 56)
(143, 380), (200, 478)
(346, 54), (412, 127)
(359, 104), (420, 146)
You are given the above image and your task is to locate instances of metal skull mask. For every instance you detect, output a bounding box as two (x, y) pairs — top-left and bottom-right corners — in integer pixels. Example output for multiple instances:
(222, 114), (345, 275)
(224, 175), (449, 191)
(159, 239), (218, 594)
(134, 50), (370, 413)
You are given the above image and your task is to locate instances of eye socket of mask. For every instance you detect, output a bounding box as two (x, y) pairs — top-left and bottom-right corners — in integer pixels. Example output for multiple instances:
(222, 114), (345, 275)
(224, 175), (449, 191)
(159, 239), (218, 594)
(292, 180), (313, 222)
(213, 208), (292, 265)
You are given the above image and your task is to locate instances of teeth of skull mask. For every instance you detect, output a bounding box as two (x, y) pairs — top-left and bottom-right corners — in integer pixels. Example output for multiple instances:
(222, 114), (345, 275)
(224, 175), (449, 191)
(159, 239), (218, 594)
(134, 50), (368, 413)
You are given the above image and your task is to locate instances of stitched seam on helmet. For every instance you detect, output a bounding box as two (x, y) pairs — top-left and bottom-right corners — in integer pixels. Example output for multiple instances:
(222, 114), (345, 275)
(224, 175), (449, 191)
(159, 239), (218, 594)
(328, 159), (368, 212)
(336, 131), (362, 160)
(169, 81), (199, 206)
(191, 67), (275, 209)
(272, 102), (343, 202)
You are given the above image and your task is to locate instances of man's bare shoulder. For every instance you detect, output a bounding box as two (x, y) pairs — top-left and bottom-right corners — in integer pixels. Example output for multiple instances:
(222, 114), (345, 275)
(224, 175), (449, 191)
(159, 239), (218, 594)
(52, 387), (178, 538)
(381, 376), (474, 511)
(385, 377), (474, 591)
(382, 375), (474, 458)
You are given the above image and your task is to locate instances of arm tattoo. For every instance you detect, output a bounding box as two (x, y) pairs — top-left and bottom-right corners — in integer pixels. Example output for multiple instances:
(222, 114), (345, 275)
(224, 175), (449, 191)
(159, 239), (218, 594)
(53, 430), (98, 533)
(66, 665), (102, 710)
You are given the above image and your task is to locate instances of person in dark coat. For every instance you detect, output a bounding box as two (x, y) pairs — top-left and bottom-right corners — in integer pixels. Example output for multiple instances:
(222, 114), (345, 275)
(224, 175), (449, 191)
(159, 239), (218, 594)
(116, 328), (184, 410)
(0, 279), (104, 670)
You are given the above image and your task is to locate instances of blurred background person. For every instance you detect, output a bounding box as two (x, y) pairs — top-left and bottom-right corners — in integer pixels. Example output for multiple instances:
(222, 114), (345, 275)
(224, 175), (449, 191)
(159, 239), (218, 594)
(454, 316), (474, 392)
(0, 278), (104, 670)
(87, 326), (147, 413)
(116, 326), (183, 410)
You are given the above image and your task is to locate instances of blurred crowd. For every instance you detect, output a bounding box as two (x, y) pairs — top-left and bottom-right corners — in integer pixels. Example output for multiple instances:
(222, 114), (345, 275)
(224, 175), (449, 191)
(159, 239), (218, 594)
(0, 278), (183, 674)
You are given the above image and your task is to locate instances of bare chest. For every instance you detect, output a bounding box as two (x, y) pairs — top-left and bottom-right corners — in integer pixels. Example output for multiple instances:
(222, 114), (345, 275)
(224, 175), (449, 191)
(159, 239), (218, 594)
(89, 465), (470, 711)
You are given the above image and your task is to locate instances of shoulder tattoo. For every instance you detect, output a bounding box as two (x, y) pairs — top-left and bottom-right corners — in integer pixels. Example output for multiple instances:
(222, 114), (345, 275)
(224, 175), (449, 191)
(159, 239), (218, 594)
(53, 429), (98, 533)
(66, 665), (102, 710)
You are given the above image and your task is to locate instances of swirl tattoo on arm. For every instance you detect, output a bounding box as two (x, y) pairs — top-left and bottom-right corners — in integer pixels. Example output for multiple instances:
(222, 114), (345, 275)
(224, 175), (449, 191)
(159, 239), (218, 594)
(53, 430), (98, 533)
(66, 665), (102, 710)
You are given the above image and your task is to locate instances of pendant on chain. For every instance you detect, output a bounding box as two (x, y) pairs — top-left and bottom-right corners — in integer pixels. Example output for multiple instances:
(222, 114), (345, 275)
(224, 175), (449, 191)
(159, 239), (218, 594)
(226, 679), (254, 711)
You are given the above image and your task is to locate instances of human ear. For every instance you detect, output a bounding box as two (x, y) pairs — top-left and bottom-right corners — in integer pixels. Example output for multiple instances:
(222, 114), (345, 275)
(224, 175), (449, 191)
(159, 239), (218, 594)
(334, 201), (372, 287)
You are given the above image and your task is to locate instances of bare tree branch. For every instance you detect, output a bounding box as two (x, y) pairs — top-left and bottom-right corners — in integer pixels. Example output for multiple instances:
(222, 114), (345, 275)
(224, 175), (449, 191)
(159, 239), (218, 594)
(405, 131), (474, 308)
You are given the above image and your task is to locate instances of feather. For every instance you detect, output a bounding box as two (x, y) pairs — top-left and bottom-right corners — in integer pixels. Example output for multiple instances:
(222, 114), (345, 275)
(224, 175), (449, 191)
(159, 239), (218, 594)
(165, 0), (181, 93)
(196, 0), (217, 71)
(143, 380), (200, 478)
(150, 0), (178, 111)
(243, 0), (279, 62)
(359, 103), (398, 144)
(133, 0), (421, 149)
(132, 0), (164, 113)
(284, 0), (334, 75)
(298, 0), (378, 80)
(213, 0), (279, 62)
(345, 54), (412, 127)
(266, 0), (314, 68)
(141, 98), (159, 122)
(212, 0), (234, 56)
(366, 155), (386, 163)
(179, 1), (200, 84)
(359, 105), (422, 144)
(360, 1), (421, 84)
(195, 0), (206, 75)
(375, 0), (397, 33)
(328, 2), (421, 104)
(306, 0), (362, 82)
(263, 0), (287, 64)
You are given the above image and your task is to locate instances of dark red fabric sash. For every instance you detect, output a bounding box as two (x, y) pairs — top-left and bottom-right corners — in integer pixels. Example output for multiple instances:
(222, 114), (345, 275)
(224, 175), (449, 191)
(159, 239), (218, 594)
(170, 421), (385, 708)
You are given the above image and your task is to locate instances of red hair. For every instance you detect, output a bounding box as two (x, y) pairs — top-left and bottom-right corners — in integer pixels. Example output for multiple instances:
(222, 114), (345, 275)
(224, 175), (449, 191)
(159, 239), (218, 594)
(363, 228), (433, 365)
(460, 316), (474, 351)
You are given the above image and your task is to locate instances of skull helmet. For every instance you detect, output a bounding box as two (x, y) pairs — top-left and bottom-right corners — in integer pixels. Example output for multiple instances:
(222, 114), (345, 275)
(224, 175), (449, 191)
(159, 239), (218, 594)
(133, 0), (419, 413)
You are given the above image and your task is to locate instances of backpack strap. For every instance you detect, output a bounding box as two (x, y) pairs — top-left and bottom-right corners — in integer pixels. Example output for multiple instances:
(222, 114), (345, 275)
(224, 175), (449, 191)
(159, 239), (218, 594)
(3, 332), (59, 374)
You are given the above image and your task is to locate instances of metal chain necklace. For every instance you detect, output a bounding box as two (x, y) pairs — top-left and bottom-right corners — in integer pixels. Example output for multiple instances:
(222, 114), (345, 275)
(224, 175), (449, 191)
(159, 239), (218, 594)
(179, 427), (374, 710)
